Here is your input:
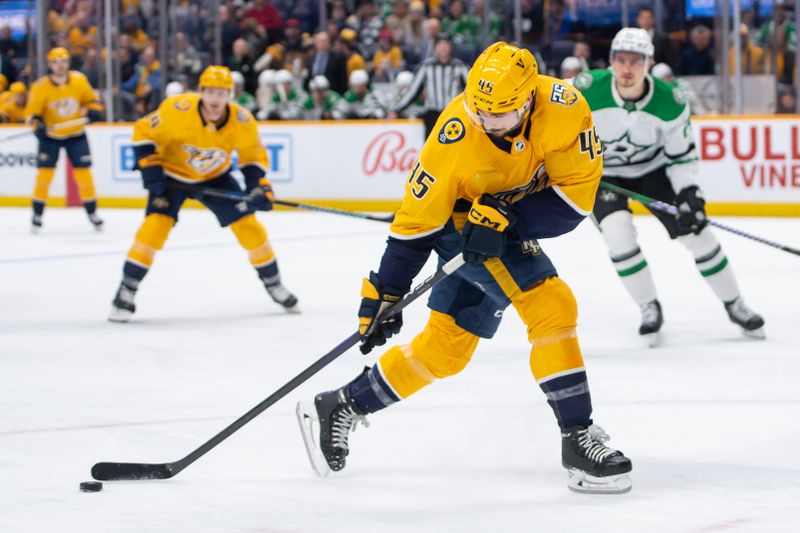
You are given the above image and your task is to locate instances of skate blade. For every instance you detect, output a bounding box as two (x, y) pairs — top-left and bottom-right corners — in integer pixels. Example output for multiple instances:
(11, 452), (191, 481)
(108, 307), (133, 323)
(743, 327), (765, 340)
(283, 304), (301, 315)
(92, 223), (104, 233)
(31, 225), (41, 235)
(295, 402), (331, 478)
(567, 469), (632, 494)
(642, 331), (661, 348)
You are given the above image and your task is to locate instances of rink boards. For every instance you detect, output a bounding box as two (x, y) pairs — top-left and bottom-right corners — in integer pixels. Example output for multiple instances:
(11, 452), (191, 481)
(0, 116), (798, 216)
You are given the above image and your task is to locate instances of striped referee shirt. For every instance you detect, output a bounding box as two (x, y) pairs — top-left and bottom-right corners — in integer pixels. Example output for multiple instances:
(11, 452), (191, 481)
(391, 57), (469, 114)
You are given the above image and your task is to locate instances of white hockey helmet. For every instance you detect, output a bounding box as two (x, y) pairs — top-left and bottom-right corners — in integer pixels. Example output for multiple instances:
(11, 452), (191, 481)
(349, 69), (369, 86)
(396, 70), (413, 88)
(258, 69), (277, 87)
(651, 62), (673, 80)
(610, 27), (655, 60)
(309, 75), (330, 91)
(165, 81), (184, 97)
(275, 69), (293, 84)
(231, 70), (245, 86)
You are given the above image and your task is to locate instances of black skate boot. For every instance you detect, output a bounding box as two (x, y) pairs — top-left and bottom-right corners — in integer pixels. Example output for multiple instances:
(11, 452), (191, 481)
(562, 424), (632, 494)
(638, 299), (663, 347)
(264, 280), (300, 314)
(87, 212), (104, 231)
(296, 386), (369, 476)
(724, 297), (765, 339)
(109, 283), (137, 323)
(31, 213), (43, 234)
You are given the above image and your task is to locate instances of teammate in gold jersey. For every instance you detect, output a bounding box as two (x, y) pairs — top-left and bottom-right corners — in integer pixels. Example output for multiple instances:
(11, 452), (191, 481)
(297, 43), (633, 494)
(108, 66), (298, 322)
(0, 82), (27, 123)
(25, 47), (105, 232)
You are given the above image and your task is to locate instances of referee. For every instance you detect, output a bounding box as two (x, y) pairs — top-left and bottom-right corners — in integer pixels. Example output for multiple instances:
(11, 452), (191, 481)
(388, 35), (469, 136)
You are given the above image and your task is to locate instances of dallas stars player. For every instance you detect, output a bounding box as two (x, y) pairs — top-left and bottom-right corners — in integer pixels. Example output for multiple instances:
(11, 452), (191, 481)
(297, 43), (633, 494)
(574, 28), (764, 345)
(109, 66), (298, 322)
(25, 47), (105, 232)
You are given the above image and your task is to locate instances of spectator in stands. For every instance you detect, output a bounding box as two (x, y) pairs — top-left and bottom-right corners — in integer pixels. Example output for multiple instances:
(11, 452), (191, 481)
(0, 26), (20, 60)
(172, 32), (203, 79)
(636, 7), (673, 66)
(338, 29), (368, 78)
(0, 81), (27, 122)
(729, 24), (767, 74)
(680, 25), (714, 75)
(651, 62), (706, 115)
(122, 19), (150, 54)
(232, 71), (257, 111)
(245, 0), (284, 42)
(120, 45), (161, 117)
(336, 69), (386, 119)
(572, 40), (599, 71)
(371, 28), (405, 82)
(240, 17), (269, 58)
(302, 75), (344, 120)
(402, 1), (428, 64)
(227, 38), (258, 95)
(81, 48), (101, 87)
(330, 1), (350, 33)
(418, 18), (442, 64)
(219, 4), (243, 58)
(560, 56), (582, 79)
(307, 31), (349, 95)
(474, 0), (502, 44)
(269, 68), (306, 119)
(776, 84), (797, 113)
(349, 1), (383, 57)
(68, 11), (97, 67)
(442, 0), (480, 47)
(755, 0), (797, 83)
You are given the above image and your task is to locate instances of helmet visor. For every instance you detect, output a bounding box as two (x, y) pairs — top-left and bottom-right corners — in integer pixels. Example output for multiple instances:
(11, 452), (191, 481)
(464, 97), (530, 135)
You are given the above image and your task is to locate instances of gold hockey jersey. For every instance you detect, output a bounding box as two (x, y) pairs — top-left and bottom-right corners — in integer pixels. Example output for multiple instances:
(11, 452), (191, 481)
(132, 93), (269, 183)
(389, 75), (603, 240)
(25, 71), (102, 138)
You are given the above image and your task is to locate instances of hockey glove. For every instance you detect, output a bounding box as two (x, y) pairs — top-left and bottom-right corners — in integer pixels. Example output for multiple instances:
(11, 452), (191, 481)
(358, 272), (404, 355)
(675, 186), (708, 234)
(461, 194), (515, 264)
(247, 177), (274, 211)
(87, 109), (103, 123)
(30, 116), (46, 141)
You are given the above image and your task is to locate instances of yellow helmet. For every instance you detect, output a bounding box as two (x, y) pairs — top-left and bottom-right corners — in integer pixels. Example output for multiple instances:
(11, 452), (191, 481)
(47, 47), (71, 63)
(9, 81), (26, 95)
(199, 65), (234, 90)
(464, 42), (538, 121)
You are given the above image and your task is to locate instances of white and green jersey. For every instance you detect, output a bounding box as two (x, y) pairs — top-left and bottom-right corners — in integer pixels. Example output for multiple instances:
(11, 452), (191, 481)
(573, 69), (698, 191)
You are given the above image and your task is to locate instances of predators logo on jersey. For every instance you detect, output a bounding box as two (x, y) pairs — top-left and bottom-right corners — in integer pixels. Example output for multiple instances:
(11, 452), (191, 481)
(132, 93), (269, 183)
(183, 145), (228, 175)
(50, 97), (79, 117)
(438, 118), (465, 144)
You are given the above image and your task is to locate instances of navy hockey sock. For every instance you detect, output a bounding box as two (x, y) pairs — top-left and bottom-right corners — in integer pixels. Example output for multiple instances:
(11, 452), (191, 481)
(122, 260), (148, 288)
(539, 370), (593, 430)
(32, 200), (45, 216)
(84, 200), (98, 215)
(256, 261), (280, 286)
(347, 366), (401, 414)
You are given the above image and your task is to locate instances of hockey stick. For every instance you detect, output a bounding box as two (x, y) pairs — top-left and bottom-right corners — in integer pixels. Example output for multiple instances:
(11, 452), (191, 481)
(599, 181), (800, 257)
(91, 253), (466, 481)
(170, 182), (395, 223)
(0, 117), (89, 144)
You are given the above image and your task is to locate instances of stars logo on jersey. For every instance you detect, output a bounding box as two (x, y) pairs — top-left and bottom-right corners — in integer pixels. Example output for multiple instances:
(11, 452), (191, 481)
(601, 131), (651, 166)
(672, 86), (687, 105)
(49, 97), (79, 117)
(174, 99), (192, 111)
(550, 84), (578, 107)
(438, 118), (465, 144)
(182, 144), (228, 175)
(573, 72), (593, 91)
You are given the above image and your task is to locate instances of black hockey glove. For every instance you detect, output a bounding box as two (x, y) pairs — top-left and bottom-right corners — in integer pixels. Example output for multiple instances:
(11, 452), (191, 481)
(87, 109), (103, 123)
(675, 186), (708, 234)
(358, 272), (404, 355)
(30, 116), (46, 141)
(461, 194), (515, 264)
(247, 177), (274, 211)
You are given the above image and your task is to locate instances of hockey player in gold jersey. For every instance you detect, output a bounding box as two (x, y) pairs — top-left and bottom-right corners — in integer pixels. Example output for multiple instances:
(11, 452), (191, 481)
(0, 82), (27, 123)
(109, 66), (298, 322)
(25, 47), (105, 231)
(297, 43), (633, 494)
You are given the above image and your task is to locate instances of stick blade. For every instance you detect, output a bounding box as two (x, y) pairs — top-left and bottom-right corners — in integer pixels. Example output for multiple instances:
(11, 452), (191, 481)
(92, 461), (175, 480)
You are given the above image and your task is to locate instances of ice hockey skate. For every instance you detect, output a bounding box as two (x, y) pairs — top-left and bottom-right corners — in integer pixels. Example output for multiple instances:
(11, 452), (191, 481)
(562, 424), (632, 494)
(265, 281), (300, 313)
(296, 387), (369, 477)
(638, 299), (663, 347)
(724, 297), (765, 339)
(31, 214), (42, 234)
(108, 284), (136, 323)
(88, 212), (104, 231)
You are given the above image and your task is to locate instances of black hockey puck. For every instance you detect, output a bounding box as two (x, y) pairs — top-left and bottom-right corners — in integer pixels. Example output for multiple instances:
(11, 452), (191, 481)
(79, 481), (103, 492)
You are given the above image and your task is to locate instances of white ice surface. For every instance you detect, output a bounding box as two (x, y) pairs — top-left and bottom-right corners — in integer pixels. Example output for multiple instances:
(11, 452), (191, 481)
(1, 207), (798, 533)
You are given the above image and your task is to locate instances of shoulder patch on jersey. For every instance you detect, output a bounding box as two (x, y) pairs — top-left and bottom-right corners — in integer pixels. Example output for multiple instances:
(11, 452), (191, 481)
(573, 72), (593, 91)
(550, 83), (578, 107)
(438, 118), (465, 144)
(174, 99), (192, 111)
(672, 86), (687, 105)
(236, 108), (251, 124)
